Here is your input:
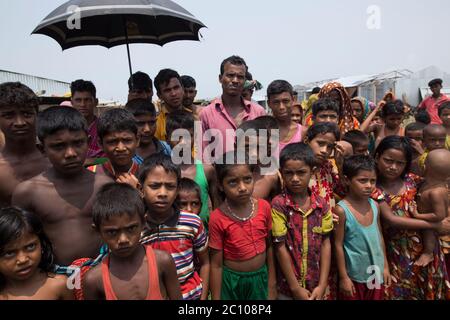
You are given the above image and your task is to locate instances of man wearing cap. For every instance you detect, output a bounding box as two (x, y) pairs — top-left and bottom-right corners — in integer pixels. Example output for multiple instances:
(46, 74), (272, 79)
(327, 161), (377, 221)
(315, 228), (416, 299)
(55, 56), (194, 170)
(418, 78), (449, 125)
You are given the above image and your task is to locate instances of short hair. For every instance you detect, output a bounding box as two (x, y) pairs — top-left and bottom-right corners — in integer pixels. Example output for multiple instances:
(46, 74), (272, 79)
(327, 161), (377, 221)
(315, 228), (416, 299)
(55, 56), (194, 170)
(138, 153), (181, 186)
(178, 178), (202, 201)
(220, 55), (247, 76)
(92, 183), (145, 228)
(214, 151), (256, 185)
(267, 80), (294, 100)
(374, 136), (412, 179)
(311, 87), (321, 95)
(414, 108), (431, 125)
(438, 101), (450, 117)
(280, 142), (315, 169)
(70, 79), (96, 98)
(180, 75), (196, 89)
(125, 98), (157, 117)
(382, 100), (404, 118)
(0, 207), (54, 290)
(37, 106), (87, 143)
(166, 111), (195, 136)
(128, 71), (153, 92)
(154, 69), (181, 94)
(342, 130), (369, 149)
(312, 98), (340, 117)
(423, 124), (446, 138)
(343, 155), (376, 179)
(253, 116), (279, 131)
(0, 82), (39, 111)
(428, 78), (443, 87)
(405, 122), (426, 134)
(97, 108), (138, 142)
(306, 122), (340, 142)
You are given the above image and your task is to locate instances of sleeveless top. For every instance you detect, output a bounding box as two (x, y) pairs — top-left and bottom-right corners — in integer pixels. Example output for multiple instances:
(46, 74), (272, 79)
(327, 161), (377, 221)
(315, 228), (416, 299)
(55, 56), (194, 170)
(338, 199), (385, 284)
(101, 245), (163, 300)
(194, 160), (210, 227)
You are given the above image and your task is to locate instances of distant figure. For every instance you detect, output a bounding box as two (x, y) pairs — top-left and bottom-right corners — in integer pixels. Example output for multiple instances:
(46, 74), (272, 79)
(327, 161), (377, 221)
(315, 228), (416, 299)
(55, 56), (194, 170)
(181, 75), (203, 120)
(127, 71), (153, 103)
(418, 78), (449, 125)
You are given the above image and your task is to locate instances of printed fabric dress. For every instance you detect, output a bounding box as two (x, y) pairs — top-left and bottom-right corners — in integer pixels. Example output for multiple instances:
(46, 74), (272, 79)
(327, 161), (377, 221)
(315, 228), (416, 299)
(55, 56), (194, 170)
(371, 174), (450, 300)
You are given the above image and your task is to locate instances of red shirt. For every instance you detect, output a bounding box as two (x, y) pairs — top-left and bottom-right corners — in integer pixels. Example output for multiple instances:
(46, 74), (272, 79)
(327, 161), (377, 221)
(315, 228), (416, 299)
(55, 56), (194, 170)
(418, 94), (449, 125)
(208, 199), (272, 261)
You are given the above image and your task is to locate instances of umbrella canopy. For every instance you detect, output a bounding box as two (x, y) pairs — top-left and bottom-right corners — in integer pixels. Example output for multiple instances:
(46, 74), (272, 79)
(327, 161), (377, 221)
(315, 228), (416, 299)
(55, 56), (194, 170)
(32, 0), (206, 75)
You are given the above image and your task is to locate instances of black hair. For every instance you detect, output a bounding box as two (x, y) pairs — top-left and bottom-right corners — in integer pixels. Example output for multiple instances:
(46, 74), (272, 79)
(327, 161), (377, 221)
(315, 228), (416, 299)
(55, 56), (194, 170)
(180, 75), (196, 89)
(280, 142), (315, 169)
(128, 71), (153, 92)
(405, 122), (426, 134)
(382, 100), (404, 118)
(428, 78), (443, 87)
(138, 153), (181, 186)
(178, 178), (202, 202)
(166, 111), (195, 136)
(154, 69), (181, 94)
(306, 122), (340, 142)
(312, 98), (340, 117)
(37, 106), (87, 143)
(125, 98), (157, 117)
(438, 101), (450, 118)
(253, 116), (279, 131)
(267, 80), (294, 100)
(343, 155), (376, 179)
(70, 79), (96, 98)
(414, 108), (431, 125)
(237, 120), (258, 132)
(214, 151), (256, 185)
(311, 87), (321, 95)
(0, 82), (39, 111)
(0, 207), (54, 291)
(92, 183), (145, 228)
(97, 108), (138, 142)
(374, 136), (412, 179)
(342, 130), (369, 149)
(220, 55), (248, 76)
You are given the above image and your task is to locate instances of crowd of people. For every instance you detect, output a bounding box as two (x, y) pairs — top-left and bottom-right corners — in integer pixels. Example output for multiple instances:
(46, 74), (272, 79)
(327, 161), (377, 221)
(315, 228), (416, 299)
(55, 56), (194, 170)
(0, 55), (449, 300)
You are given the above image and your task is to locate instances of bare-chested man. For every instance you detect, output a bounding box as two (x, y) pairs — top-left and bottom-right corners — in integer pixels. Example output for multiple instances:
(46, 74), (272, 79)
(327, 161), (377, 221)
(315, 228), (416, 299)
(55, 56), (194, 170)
(12, 106), (112, 266)
(0, 82), (49, 207)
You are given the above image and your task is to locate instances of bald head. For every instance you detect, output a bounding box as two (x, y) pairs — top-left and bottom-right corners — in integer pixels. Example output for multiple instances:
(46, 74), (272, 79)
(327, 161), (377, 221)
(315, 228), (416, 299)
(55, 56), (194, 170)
(423, 124), (447, 151)
(426, 149), (450, 178)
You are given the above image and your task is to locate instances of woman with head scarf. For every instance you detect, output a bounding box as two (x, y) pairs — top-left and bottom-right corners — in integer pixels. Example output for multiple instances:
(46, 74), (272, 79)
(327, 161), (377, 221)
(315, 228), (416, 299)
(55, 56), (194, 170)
(318, 82), (359, 133)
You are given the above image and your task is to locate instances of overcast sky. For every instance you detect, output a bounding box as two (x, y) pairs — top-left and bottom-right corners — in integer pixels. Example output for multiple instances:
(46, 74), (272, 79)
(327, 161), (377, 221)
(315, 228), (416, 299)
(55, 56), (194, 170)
(1, 0), (449, 103)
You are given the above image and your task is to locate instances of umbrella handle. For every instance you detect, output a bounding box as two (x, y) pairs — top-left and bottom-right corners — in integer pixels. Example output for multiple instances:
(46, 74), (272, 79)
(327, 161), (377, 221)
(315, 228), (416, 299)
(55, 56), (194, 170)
(123, 16), (134, 81)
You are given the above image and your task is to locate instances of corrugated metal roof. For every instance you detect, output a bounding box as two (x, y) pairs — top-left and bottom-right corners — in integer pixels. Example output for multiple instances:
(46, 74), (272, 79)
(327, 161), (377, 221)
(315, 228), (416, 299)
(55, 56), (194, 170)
(0, 69), (70, 96)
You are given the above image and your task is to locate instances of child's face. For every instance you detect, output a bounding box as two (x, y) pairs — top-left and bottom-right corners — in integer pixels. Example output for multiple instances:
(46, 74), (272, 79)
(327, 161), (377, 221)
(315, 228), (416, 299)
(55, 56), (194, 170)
(268, 92), (293, 122)
(98, 213), (143, 258)
(71, 91), (97, 120)
(101, 130), (138, 169)
(142, 166), (178, 215)
(281, 160), (312, 194)
(135, 114), (156, 146)
(0, 232), (41, 282)
(308, 133), (336, 165)
(347, 169), (377, 199)
(0, 106), (37, 142)
(353, 141), (370, 156)
(405, 130), (424, 147)
(177, 190), (201, 215)
(384, 114), (403, 130)
(440, 108), (450, 127)
(43, 129), (88, 176)
(351, 102), (363, 122)
(219, 165), (254, 205)
(423, 130), (446, 151)
(291, 105), (303, 125)
(376, 148), (407, 181)
(372, 115), (383, 125)
(314, 110), (339, 125)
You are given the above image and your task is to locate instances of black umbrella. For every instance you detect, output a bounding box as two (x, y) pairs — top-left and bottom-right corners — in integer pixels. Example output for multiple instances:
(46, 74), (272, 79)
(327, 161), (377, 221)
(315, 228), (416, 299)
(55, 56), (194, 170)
(32, 0), (206, 76)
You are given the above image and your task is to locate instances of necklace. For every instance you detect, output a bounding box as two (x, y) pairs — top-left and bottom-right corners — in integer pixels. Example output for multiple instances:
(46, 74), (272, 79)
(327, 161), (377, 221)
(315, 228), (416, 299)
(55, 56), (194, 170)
(225, 198), (255, 222)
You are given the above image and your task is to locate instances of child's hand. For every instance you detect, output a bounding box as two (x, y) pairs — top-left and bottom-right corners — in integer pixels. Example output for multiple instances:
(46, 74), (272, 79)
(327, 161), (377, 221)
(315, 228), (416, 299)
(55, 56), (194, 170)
(383, 268), (391, 288)
(409, 139), (424, 155)
(339, 277), (355, 298)
(334, 143), (345, 171)
(308, 285), (326, 300)
(436, 217), (450, 236)
(332, 208), (340, 225)
(291, 286), (311, 300)
(408, 201), (420, 219)
(116, 173), (140, 189)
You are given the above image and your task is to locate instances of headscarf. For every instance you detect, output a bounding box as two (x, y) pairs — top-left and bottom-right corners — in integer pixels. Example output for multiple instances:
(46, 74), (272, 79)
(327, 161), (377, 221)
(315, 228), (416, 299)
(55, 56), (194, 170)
(351, 96), (371, 122)
(319, 82), (355, 133)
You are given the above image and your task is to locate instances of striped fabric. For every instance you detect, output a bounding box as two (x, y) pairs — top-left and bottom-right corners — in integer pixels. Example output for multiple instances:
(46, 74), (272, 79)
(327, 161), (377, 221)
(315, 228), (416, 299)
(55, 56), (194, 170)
(140, 210), (208, 300)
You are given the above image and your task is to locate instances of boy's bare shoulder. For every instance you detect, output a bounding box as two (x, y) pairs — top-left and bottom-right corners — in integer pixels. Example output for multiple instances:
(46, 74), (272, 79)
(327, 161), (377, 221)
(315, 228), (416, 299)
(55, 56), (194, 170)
(83, 263), (103, 289)
(13, 172), (47, 194)
(93, 171), (114, 186)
